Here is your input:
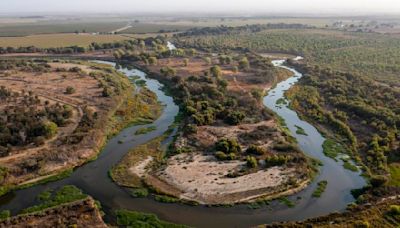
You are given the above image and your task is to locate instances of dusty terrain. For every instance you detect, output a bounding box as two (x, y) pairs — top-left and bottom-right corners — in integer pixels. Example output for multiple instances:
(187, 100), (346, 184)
(150, 153), (304, 204)
(0, 198), (107, 228)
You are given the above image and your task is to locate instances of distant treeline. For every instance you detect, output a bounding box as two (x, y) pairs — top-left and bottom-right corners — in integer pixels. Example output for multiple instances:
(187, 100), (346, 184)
(0, 36), (166, 55)
(175, 23), (314, 37)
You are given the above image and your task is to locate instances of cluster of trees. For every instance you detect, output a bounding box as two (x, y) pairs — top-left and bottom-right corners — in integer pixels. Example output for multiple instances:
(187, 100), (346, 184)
(0, 88), (73, 156)
(176, 23), (313, 37)
(214, 138), (241, 161)
(177, 28), (400, 86)
(287, 62), (400, 174)
(0, 46), (86, 55)
(265, 155), (293, 168)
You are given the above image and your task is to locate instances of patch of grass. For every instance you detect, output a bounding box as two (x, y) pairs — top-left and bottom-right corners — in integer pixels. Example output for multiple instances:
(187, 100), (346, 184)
(247, 199), (270, 209)
(0, 210), (10, 220)
(154, 194), (180, 203)
(343, 160), (358, 172)
(312, 180), (328, 198)
(20, 185), (87, 214)
(322, 139), (345, 161)
(37, 190), (52, 201)
(135, 79), (147, 87)
(135, 126), (157, 135)
(17, 169), (73, 190)
(278, 197), (295, 208)
(115, 209), (187, 227)
(294, 125), (308, 136)
(276, 98), (288, 105)
(389, 163), (400, 187)
(130, 188), (149, 198)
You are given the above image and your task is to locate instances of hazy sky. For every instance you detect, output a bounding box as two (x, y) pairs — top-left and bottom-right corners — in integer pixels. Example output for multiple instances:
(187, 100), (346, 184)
(1, 0), (400, 14)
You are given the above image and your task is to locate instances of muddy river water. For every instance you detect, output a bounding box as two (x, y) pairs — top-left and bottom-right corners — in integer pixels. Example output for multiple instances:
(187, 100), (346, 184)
(0, 58), (366, 227)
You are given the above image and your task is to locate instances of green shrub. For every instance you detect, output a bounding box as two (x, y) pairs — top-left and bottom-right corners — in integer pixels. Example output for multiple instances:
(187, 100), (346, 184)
(148, 57), (158, 65)
(224, 111), (245, 125)
(154, 195), (179, 203)
(215, 151), (227, 160)
(215, 138), (241, 154)
(265, 155), (291, 167)
(43, 121), (58, 138)
(246, 156), (258, 168)
(239, 57), (250, 70)
(312, 180), (328, 198)
(0, 210), (10, 220)
(246, 145), (266, 155)
(184, 124), (197, 134)
(210, 65), (222, 78)
(370, 175), (388, 188)
(130, 188), (149, 198)
(65, 86), (76, 94)
(389, 205), (400, 215)
(115, 209), (186, 227)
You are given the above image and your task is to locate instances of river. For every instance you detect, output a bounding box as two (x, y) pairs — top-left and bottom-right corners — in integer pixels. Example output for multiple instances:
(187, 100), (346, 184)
(0, 58), (366, 227)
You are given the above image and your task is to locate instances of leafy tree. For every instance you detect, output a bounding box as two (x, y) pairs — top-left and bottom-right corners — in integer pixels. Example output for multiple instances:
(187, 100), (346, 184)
(210, 65), (222, 78)
(43, 121), (58, 138)
(224, 111), (245, 125)
(239, 57), (250, 70)
(148, 57), (158, 65)
(215, 138), (241, 154)
(203, 57), (212, 65)
(246, 145), (266, 155)
(246, 156), (258, 168)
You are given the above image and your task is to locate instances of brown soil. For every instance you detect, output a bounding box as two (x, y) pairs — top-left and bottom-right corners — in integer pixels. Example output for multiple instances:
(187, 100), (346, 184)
(0, 197), (107, 228)
(149, 153), (306, 205)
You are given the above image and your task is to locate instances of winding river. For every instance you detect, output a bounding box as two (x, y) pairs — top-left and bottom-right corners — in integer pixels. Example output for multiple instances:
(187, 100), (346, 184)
(0, 58), (366, 227)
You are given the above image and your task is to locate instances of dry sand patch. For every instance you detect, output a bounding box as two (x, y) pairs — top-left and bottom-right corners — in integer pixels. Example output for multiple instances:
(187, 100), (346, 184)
(153, 153), (298, 204)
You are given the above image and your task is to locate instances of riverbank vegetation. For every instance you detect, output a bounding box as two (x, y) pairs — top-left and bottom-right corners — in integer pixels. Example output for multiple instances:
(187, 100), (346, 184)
(312, 180), (328, 198)
(175, 24), (400, 178)
(0, 186), (107, 227)
(267, 196), (400, 227)
(0, 59), (161, 195)
(115, 209), (187, 227)
(172, 24), (400, 223)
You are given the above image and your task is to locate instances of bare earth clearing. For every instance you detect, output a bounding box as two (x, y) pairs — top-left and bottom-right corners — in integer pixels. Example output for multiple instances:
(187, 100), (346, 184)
(151, 153), (301, 204)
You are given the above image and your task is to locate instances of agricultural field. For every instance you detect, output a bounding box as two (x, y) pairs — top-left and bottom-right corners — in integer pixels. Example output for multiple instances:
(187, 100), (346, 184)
(0, 33), (134, 48)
